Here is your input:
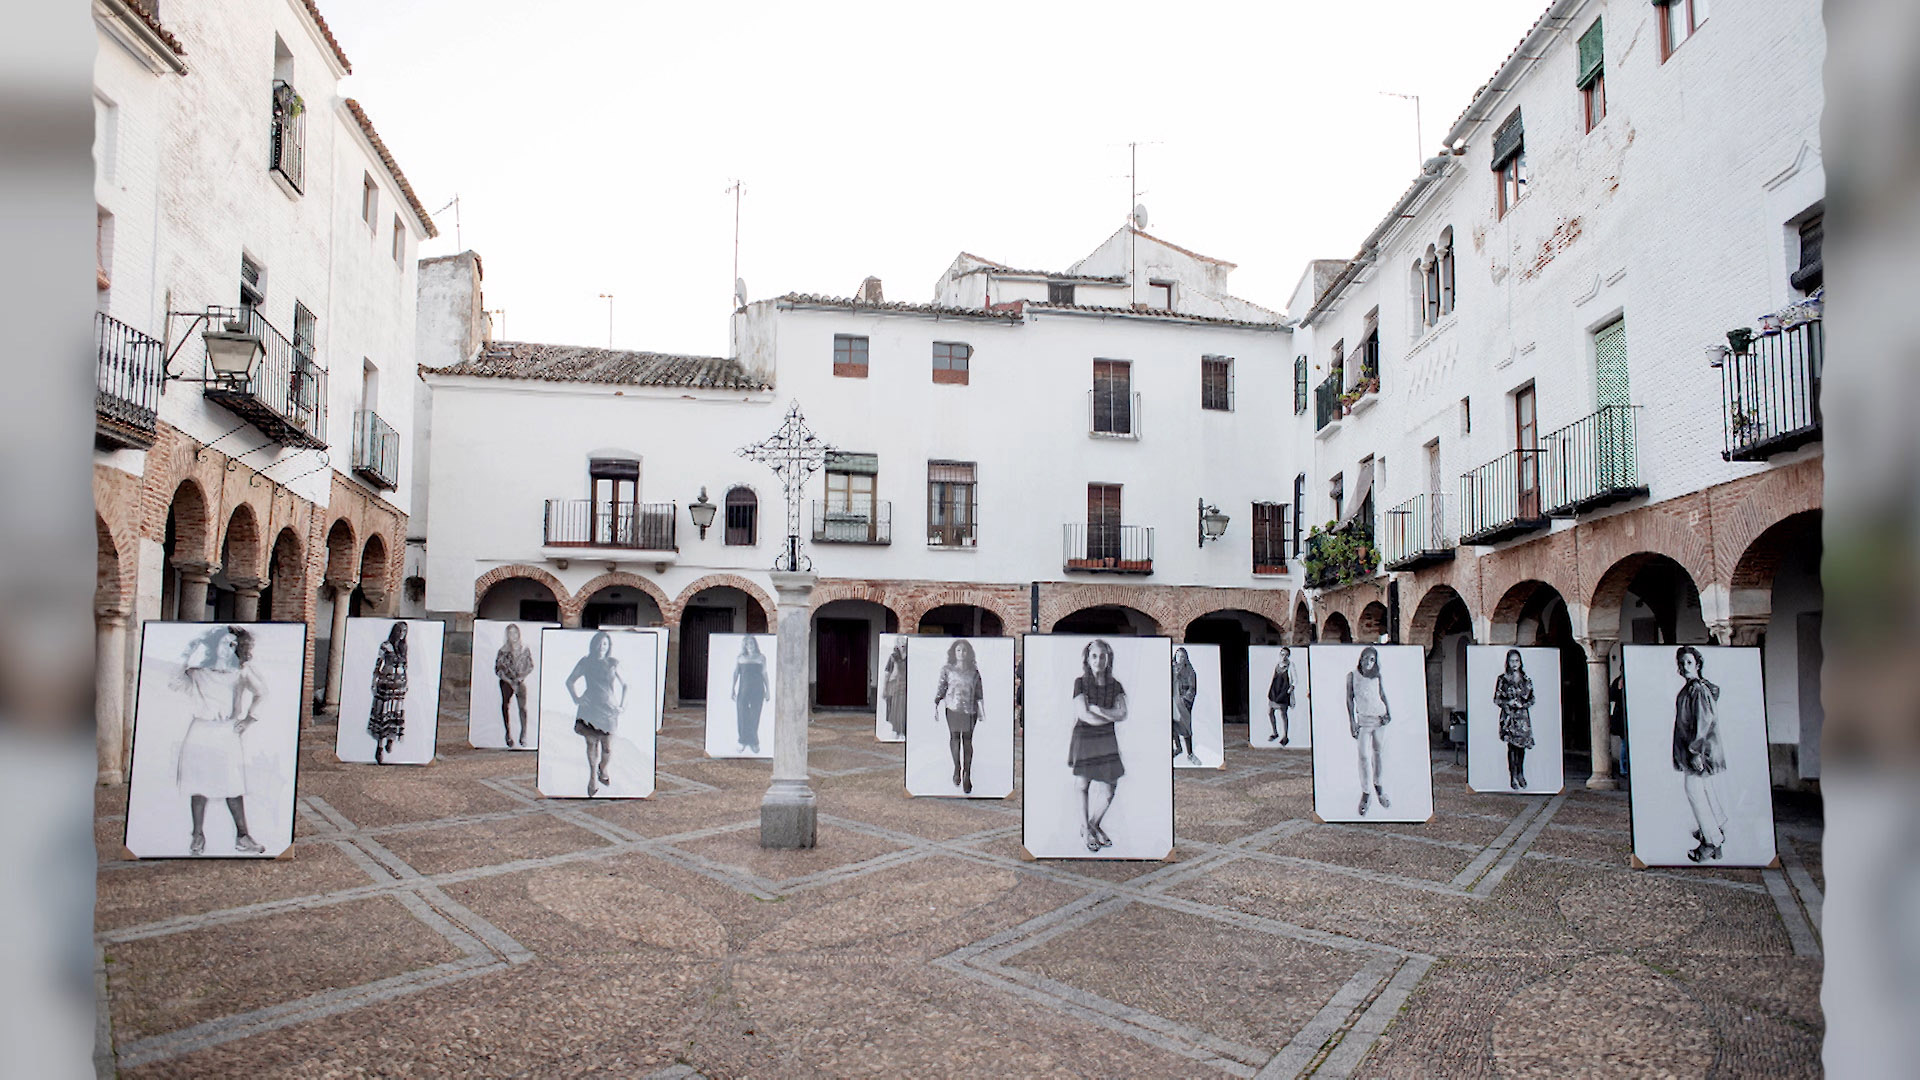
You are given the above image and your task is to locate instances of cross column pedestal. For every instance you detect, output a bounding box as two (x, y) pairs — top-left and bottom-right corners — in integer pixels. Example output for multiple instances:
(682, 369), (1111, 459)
(761, 570), (817, 849)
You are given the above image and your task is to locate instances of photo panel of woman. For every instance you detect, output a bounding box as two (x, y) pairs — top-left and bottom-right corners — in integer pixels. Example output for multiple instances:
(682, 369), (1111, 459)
(1021, 635), (1173, 860)
(124, 621), (307, 858)
(535, 629), (659, 799)
(1465, 646), (1565, 794)
(468, 620), (553, 750)
(1623, 645), (1777, 867)
(1307, 644), (1434, 823)
(1172, 643), (1225, 769)
(1246, 645), (1311, 749)
(335, 618), (446, 766)
(905, 636), (1014, 798)
(704, 633), (776, 759)
(876, 633), (909, 743)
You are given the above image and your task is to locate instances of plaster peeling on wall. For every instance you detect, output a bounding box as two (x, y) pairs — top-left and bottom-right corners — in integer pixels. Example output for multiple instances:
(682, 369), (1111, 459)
(1471, 223), (1487, 255)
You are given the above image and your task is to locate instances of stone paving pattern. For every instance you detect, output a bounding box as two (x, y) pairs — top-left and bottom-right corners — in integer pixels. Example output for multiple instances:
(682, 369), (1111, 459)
(95, 690), (1824, 1078)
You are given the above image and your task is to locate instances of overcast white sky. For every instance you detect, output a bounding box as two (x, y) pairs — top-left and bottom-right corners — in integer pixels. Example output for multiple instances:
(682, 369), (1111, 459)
(323, 0), (1548, 357)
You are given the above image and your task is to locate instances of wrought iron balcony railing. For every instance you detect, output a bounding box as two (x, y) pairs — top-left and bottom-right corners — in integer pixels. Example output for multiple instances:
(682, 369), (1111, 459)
(269, 80), (304, 193)
(1382, 493), (1456, 571)
(1540, 404), (1646, 516)
(928, 518), (977, 549)
(1459, 448), (1549, 545)
(1722, 319), (1822, 460)
(1314, 371), (1343, 431)
(1304, 524), (1377, 590)
(197, 307), (327, 449)
(811, 500), (892, 544)
(543, 499), (678, 551)
(352, 408), (399, 490)
(1088, 389), (1141, 438)
(95, 311), (164, 450)
(1063, 523), (1154, 574)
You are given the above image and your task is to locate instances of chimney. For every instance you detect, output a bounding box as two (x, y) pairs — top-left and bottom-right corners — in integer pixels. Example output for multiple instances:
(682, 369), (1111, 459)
(856, 276), (884, 303)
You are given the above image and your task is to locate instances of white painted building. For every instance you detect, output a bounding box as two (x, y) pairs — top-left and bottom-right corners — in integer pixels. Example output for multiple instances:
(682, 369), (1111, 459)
(91, 0), (436, 781)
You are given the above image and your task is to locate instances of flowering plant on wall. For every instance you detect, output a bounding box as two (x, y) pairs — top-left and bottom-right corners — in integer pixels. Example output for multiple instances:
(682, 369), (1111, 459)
(1304, 521), (1377, 590)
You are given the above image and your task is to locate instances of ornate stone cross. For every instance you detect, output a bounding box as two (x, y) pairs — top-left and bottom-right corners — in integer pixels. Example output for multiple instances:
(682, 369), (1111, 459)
(738, 400), (834, 573)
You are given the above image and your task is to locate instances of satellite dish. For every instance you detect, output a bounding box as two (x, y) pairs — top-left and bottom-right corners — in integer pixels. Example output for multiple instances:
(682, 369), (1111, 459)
(1132, 203), (1149, 230)
(734, 278), (748, 307)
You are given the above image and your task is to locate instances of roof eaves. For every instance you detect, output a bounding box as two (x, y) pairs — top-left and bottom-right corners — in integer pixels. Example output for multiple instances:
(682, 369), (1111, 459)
(776, 293), (1025, 322)
(1025, 302), (1285, 331)
(1128, 227), (1237, 269)
(299, 0), (353, 74)
(114, 0), (187, 60)
(343, 99), (438, 238)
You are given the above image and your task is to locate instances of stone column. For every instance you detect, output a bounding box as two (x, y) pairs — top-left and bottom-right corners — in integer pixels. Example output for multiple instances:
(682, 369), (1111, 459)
(230, 578), (264, 623)
(95, 606), (130, 785)
(175, 561), (214, 622)
(662, 612), (682, 708)
(1580, 637), (1618, 790)
(322, 578), (354, 713)
(762, 570), (817, 849)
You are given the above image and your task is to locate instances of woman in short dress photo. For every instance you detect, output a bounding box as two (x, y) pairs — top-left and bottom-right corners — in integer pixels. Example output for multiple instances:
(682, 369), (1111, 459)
(1070, 639), (1128, 852)
(1171, 647), (1199, 765)
(1346, 645), (1392, 815)
(566, 630), (627, 796)
(933, 640), (985, 793)
(495, 624), (535, 748)
(368, 622), (409, 764)
(173, 625), (269, 855)
(1493, 648), (1536, 790)
(883, 637), (909, 739)
(1672, 645), (1729, 862)
(1267, 647), (1295, 745)
(732, 635), (768, 754)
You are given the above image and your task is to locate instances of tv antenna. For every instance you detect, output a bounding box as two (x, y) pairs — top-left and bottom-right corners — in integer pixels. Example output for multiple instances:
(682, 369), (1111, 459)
(1125, 141), (1159, 306)
(434, 194), (463, 250)
(597, 293), (613, 348)
(725, 179), (746, 310)
(1381, 92), (1423, 170)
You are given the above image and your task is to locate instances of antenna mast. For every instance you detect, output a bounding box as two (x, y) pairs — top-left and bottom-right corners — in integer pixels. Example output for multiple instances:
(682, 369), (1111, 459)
(726, 179), (745, 309)
(435, 195), (463, 250)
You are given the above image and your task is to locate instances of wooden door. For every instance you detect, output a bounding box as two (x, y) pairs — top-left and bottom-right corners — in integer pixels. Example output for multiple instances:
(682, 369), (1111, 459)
(677, 606), (735, 701)
(1514, 386), (1540, 518)
(816, 618), (871, 707)
(1087, 483), (1122, 561)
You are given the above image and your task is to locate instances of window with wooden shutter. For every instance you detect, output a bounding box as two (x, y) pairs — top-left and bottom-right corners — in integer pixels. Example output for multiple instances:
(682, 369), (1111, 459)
(927, 460), (977, 547)
(1201, 355), (1233, 411)
(1252, 501), (1288, 573)
(1087, 483), (1122, 560)
(1791, 213), (1822, 293)
(1294, 356), (1308, 414)
(833, 334), (869, 377)
(1091, 359), (1133, 435)
(724, 486), (757, 546)
(932, 341), (971, 385)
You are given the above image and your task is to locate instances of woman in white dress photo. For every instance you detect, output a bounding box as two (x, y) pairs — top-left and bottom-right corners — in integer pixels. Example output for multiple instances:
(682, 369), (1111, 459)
(1346, 646), (1393, 816)
(173, 625), (269, 855)
(566, 630), (627, 796)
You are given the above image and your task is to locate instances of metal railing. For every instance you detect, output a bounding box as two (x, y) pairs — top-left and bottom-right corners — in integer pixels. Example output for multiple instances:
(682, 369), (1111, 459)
(1063, 523), (1154, 573)
(1088, 389), (1141, 438)
(543, 499), (678, 551)
(1459, 448), (1548, 544)
(1540, 404), (1646, 515)
(197, 307), (327, 449)
(1315, 372), (1343, 430)
(811, 500), (892, 544)
(1722, 319), (1822, 460)
(269, 80), (304, 192)
(352, 409), (400, 490)
(95, 311), (164, 449)
(928, 518), (977, 548)
(1382, 493), (1455, 570)
(1304, 524), (1376, 590)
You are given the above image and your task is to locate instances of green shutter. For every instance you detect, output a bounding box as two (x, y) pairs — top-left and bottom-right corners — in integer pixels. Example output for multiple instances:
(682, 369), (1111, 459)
(1577, 19), (1604, 88)
(1594, 320), (1629, 406)
(825, 452), (879, 475)
(1490, 108), (1525, 170)
(1594, 320), (1633, 489)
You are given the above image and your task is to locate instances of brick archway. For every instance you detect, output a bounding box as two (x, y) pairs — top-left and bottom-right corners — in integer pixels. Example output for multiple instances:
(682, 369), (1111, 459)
(1322, 611), (1352, 643)
(1488, 579), (1567, 645)
(1407, 583), (1472, 648)
(809, 579), (903, 627)
(567, 571), (673, 626)
(671, 573), (777, 627)
(220, 502), (264, 582)
(1291, 600), (1314, 644)
(1585, 551), (1707, 644)
(473, 564), (571, 613)
(96, 513), (131, 615)
(1357, 601), (1390, 641)
(323, 518), (358, 587)
(165, 478), (214, 565)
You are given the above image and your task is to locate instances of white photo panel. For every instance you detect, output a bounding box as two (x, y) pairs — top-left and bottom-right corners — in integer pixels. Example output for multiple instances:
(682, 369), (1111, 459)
(125, 621), (307, 859)
(636, 627), (670, 732)
(469, 620), (552, 750)
(1247, 645), (1311, 749)
(1466, 646), (1565, 794)
(1172, 643), (1225, 769)
(1308, 645), (1434, 823)
(1022, 635), (1174, 860)
(1623, 645), (1777, 868)
(876, 633), (909, 743)
(335, 618), (445, 766)
(536, 629), (659, 799)
(905, 636), (1015, 798)
(705, 632), (776, 759)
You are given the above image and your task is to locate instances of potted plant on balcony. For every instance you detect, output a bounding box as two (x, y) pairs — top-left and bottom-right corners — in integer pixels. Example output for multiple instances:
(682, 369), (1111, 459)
(1725, 326), (1755, 354)
(273, 82), (304, 119)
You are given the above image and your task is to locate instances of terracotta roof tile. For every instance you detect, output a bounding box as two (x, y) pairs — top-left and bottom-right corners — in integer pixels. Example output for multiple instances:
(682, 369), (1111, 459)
(119, 0), (185, 57)
(343, 99), (438, 239)
(300, 0), (353, 73)
(953, 253), (1125, 284)
(1026, 301), (1284, 330)
(777, 293), (1025, 321)
(430, 342), (771, 391)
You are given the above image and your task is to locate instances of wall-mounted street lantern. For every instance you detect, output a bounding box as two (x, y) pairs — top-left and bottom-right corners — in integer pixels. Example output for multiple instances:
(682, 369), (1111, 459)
(163, 307), (264, 384)
(688, 487), (718, 539)
(1198, 498), (1230, 548)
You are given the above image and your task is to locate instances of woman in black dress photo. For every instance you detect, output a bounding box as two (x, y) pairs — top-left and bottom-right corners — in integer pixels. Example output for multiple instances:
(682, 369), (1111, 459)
(368, 622), (409, 764)
(495, 623), (535, 748)
(1672, 645), (1729, 862)
(1070, 639), (1129, 852)
(932, 640), (985, 793)
(566, 630), (627, 796)
(1171, 647), (1199, 765)
(1493, 649), (1536, 789)
(173, 625), (269, 855)
(732, 635), (768, 754)
(1267, 647), (1295, 746)
(883, 637), (909, 739)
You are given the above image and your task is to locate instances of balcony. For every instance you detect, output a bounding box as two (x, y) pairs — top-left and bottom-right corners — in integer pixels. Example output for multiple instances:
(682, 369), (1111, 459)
(812, 500), (892, 545)
(269, 80), (304, 194)
(1722, 319), (1822, 461)
(1088, 389), (1141, 439)
(352, 409), (400, 490)
(1063, 524), (1154, 574)
(197, 308), (328, 449)
(1382, 493), (1456, 571)
(543, 499), (678, 558)
(1459, 448), (1550, 545)
(1540, 404), (1647, 516)
(1304, 524), (1377, 590)
(95, 311), (164, 450)
(1314, 371), (1343, 433)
